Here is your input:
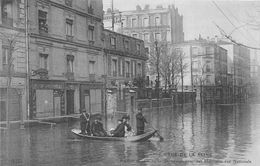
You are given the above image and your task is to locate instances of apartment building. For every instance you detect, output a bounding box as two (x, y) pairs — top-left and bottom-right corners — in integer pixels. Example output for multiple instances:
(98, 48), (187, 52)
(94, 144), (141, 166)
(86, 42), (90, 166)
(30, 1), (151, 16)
(28, 0), (105, 118)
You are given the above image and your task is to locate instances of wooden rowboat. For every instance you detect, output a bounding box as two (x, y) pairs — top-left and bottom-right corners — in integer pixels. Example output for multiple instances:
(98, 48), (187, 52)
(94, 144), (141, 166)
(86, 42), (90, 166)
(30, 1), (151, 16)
(71, 128), (157, 142)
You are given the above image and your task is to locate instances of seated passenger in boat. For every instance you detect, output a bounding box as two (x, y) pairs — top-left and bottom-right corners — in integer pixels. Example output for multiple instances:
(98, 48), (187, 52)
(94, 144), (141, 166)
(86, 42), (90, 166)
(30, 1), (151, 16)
(122, 115), (134, 137)
(111, 119), (125, 137)
(91, 117), (107, 137)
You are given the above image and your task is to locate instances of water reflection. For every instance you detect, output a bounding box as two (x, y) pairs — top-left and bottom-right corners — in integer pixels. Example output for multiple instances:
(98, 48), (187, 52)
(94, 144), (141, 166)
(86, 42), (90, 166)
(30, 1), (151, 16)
(1, 104), (260, 166)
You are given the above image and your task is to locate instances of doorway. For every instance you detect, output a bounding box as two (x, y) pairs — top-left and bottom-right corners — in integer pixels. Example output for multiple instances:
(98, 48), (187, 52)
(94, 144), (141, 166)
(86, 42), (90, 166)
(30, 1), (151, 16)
(66, 90), (74, 114)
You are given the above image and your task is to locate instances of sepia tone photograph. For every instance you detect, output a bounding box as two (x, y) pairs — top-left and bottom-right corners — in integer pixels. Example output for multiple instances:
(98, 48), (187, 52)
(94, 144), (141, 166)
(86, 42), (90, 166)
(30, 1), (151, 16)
(0, 0), (259, 165)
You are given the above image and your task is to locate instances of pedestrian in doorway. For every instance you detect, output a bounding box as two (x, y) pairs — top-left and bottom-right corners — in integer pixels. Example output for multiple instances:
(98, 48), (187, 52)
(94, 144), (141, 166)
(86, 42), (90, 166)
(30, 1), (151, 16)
(136, 108), (147, 135)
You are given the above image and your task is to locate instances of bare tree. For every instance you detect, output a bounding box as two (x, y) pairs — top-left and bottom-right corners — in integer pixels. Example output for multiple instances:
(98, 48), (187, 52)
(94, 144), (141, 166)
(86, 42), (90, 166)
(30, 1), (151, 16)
(0, 31), (24, 128)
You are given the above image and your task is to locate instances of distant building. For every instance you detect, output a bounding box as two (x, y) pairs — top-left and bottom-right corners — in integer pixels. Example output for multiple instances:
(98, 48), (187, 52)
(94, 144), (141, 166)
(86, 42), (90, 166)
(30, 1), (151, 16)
(103, 29), (147, 87)
(0, 0), (26, 121)
(249, 49), (260, 97)
(218, 40), (250, 102)
(174, 38), (229, 103)
(103, 4), (184, 82)
(28, 0), (105, 119)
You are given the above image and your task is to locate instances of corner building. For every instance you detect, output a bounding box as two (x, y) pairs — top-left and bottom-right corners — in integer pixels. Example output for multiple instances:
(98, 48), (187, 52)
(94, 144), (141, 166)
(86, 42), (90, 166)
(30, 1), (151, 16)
(28, 0), (105, 118)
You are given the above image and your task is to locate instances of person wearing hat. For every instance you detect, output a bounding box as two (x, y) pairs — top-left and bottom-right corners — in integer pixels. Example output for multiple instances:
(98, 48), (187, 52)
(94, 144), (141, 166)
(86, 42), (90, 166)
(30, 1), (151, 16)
(79, 108), (90, 135)
(111, 119), (125, 137)
(136, 108), (147, 135)
(122, 115), (134, 137)
(91, 116), (107, 137)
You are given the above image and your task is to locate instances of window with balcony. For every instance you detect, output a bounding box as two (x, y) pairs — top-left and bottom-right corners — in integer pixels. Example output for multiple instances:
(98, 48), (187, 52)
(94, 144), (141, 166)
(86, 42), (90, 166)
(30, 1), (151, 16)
(143, 33), (150, 42)
(66, 19), (73, 37)
(132, 18), (137, 27)
(125, 61), (130, 78)
(143, 18), (149, 27)
(38, 10), (48, 33)
(110, 37), (116, 48)
(155, 33), (161, 41)
(155, 17), (160, 26)
(112, 59), (117, 77)
(67, 55), (74, 73)
(1, 0), (13, 26)
(88, 25), (95, 43)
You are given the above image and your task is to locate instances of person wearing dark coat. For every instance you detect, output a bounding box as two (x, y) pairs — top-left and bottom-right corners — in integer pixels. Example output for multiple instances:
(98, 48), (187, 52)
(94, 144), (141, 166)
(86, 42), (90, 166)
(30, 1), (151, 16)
(80, 109), (90, 135)
(122, 115), (132, 131)
(111, 119), (125, 137)
(91, 117), (107, 137)
(136, 108), (147, 135)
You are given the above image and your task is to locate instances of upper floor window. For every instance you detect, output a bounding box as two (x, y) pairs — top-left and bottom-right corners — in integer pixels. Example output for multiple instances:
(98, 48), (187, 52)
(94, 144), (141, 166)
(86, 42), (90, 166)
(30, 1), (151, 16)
(65, 0), (72, 7)
(143, 33), (150, 42)
(155, 17), (160, 26)
(192, 47), (199, 56)
(1, 0), (13, 26)
(88, 25), (95, 41)
(2, 47), (9, 65)
(132, 34), (138, 38)
(137, 63), (142, 75)
(136, 43), (141, 54)
(125, 61), (130, 77)
(121, 19), (126, 27)
(112, 59), (117, 76)
(143, 18), (149, 27)
(110, 37), (116, 48)
(132, 18), (137, 27)
(155, 33), (161, 41)
(166, 31), (171, 42)
(38, 10), (48, 33)
(66, 19), (73, 36)
(39, 53), (48, 69)
(132, 62), (136, 76)
(89, 61), (95, 74)
(67, 55), (74, 73)
(124, 40), (129, 51)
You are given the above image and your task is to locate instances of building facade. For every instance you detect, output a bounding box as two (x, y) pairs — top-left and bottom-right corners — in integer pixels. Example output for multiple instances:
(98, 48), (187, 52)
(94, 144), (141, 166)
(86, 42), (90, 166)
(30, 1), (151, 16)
(0, 0), (27, 121)
(219, 40), (250, 102)
(174, 38), (229, 103)
(28, 0), (105, 119)
(104, 5), (184, 82)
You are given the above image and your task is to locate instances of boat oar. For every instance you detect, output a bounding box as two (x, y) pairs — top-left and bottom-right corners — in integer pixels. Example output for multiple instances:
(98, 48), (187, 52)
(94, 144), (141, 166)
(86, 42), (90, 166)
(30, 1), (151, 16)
(149, 123), (164, 141)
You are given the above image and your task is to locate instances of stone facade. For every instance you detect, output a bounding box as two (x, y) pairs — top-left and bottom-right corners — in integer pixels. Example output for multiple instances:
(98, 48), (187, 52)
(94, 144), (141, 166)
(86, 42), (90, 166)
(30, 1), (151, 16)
(28, 0), (105, 118)
(0, 0), (27, 121)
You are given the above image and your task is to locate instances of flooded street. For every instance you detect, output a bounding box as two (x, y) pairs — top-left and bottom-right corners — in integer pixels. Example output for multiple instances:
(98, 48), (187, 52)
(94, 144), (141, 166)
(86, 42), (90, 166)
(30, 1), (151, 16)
(1, 104), (260, 166)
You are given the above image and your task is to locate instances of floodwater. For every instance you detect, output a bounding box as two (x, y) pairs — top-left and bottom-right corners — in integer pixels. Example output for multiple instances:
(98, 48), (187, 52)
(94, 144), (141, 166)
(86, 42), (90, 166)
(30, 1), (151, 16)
(1, 104), (260, 166)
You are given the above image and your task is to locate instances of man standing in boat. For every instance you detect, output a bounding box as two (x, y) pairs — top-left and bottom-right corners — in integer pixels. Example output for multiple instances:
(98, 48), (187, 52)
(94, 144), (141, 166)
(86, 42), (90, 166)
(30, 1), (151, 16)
(136, 108), (147, 135)
(79, 108), (90, 135)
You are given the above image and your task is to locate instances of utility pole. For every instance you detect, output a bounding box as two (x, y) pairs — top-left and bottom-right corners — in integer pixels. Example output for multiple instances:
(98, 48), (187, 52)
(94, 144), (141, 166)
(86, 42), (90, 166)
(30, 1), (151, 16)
(25, 0), (30, 126)
(155, 41), (160, 109)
